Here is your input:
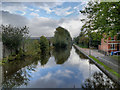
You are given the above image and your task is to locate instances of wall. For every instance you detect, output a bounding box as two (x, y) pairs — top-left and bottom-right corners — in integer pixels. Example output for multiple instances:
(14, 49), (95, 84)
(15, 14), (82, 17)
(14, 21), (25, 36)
(99, 38), (108, 52)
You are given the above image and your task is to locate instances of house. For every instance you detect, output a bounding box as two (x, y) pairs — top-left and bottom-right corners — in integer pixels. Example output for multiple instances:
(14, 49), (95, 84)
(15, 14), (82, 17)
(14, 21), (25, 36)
(98, 34), (120, 55)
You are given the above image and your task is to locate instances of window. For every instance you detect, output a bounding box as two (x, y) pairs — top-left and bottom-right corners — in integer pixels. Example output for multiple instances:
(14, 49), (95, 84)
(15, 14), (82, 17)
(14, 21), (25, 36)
(111, 44), (115, 50)
(111, 37), (114, 40)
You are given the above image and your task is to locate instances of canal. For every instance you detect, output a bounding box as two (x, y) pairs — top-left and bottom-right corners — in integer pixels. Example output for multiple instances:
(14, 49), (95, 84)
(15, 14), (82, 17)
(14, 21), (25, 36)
(0, 46), (118, 88)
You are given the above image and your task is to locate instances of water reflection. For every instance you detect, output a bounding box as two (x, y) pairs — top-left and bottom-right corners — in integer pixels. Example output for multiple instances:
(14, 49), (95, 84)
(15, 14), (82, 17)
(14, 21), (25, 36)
(74, 47), (88, 59)
(2, 57), (40, 88)
(1, 47), (119, 88)
(52, 47), (71, 64)
(40, 52), (50, 66)
(82, 72), (119, 89)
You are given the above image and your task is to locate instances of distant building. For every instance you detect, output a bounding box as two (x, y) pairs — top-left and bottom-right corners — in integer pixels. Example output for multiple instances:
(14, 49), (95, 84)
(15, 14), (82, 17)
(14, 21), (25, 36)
(98, 34), (120, 55)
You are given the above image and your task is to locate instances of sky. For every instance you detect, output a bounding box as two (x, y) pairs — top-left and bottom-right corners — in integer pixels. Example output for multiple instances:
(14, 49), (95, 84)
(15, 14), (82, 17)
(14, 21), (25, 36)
(1, 0), (89, 38)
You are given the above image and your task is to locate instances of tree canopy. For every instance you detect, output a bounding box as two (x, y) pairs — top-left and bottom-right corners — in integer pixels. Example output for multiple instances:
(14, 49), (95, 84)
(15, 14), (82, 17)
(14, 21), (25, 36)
(39, 36), (49, 53)
(80, 1), (120, 39)
(53, 26), (72, 48)
(1, 25), (29, 53)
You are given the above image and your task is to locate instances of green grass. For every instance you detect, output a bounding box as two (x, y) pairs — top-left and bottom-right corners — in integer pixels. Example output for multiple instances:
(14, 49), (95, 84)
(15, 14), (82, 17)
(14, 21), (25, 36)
(89, 55), (120, 78)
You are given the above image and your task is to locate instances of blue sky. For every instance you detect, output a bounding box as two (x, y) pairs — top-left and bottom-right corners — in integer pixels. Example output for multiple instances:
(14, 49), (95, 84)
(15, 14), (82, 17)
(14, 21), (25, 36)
(1, 1), (89, 37)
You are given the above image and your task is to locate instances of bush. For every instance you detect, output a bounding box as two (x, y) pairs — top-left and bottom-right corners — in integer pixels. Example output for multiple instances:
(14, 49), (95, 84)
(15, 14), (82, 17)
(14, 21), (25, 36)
(39, 36), (49, 53)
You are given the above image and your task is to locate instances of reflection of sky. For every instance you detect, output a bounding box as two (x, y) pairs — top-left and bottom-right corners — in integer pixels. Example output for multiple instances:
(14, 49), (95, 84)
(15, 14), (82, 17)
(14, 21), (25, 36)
(20, 47), (103, 88)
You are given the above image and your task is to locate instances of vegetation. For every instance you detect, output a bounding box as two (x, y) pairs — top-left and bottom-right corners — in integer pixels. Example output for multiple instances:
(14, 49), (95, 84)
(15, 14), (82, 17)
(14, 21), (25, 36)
(25, 39), (41, 59)
(80, 1), (120, 39)
(53, 47), (71, 64)
(1, 25), (29, 54)
(89, 55), (120, 78)
(39, 36), (49, 53)
(74, 1), (120, 48)
(82, 72), (118, 88)
(53, 26), (72, 48)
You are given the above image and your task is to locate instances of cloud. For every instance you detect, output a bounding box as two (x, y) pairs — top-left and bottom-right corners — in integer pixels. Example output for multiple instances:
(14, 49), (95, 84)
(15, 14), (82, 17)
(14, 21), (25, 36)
(53, 7), (74, 16)
(1, 10), (86, 38)
(1, 11), (28, 27)
(28, 17), (59, 37)
(30, 12), (39, 17)
(2, 2), (27, 15)
(59, 15), (86, 38)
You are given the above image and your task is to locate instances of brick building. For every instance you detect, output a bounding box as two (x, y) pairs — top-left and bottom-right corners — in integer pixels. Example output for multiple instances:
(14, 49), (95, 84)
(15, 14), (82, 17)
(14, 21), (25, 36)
(98, 35), (120, 55)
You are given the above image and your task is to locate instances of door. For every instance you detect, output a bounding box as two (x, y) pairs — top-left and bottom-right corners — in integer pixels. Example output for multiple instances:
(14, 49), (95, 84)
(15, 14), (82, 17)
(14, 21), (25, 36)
(117, 44), (119, 51)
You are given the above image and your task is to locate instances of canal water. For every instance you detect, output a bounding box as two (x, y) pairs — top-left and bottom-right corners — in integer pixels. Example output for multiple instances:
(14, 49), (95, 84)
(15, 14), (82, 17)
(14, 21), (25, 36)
(0, 46), (118, 88)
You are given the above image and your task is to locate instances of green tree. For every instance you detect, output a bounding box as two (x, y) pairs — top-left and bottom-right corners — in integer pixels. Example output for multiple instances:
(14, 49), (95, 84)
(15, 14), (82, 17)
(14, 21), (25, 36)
(1, 25), (29, 54)
(53, 26), (72, 48)
(80, 1), (120, 39)
(39, 36), (49, 53)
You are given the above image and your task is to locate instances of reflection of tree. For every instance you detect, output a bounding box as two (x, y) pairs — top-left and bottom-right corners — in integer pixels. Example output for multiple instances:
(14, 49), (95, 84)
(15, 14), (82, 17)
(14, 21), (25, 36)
(40, 52), (50, 66)
(2, 57), (39, 88)
(74, 47), (88, 59)
(52, 46), (71, 64)
(82, 72), (119, 89)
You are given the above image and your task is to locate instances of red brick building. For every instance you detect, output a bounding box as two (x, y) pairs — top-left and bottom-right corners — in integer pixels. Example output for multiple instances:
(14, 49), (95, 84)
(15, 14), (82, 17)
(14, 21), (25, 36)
(99, 35), (120, 55)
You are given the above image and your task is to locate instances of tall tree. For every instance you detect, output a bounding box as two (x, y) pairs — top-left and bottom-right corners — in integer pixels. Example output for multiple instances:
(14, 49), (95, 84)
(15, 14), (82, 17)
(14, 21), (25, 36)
(1, 25), (29, 54)
(80, 1), (120, 39)
(39, 36), (49, 53)
(53, 26), (72, 48)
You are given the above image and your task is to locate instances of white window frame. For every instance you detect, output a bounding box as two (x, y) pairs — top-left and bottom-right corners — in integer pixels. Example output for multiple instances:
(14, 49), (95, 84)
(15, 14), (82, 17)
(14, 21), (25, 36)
(110, 44), (115, 50)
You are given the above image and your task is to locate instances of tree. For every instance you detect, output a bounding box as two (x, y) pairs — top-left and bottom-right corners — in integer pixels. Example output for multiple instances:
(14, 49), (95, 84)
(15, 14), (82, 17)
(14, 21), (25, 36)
(1, 25), (29, 54)
(53, 26), (72, 48)
(39, 36), (49, 53)
(80, 1), (120, 39)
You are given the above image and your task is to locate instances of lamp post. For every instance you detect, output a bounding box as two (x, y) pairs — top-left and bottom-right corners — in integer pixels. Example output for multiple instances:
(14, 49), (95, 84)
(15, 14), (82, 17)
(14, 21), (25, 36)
(89, 35), (91, 56)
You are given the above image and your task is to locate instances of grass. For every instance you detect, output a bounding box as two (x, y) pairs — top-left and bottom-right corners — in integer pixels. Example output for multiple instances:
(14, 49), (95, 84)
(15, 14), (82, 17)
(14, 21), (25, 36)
(89, 55), (120, 78)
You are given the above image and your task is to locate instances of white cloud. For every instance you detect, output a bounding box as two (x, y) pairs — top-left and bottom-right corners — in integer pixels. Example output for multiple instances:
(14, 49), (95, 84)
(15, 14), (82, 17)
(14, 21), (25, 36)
(35, 10), (39, 12)
(2, 3), (27, 14)
(29, 8), (34, 11)
(30, 12), (39, 17)
(1, 11), (28, 27)
(53, 7), (73, 16)
(28, 17), (58, 37)
(39, 6), (52, 14)
(59, 15), (86, 38)
(1, 10), (87, 38)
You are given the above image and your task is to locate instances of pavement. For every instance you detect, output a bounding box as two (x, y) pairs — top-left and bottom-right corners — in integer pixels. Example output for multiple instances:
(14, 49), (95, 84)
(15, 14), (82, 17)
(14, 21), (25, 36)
(74, 45), (120, 75)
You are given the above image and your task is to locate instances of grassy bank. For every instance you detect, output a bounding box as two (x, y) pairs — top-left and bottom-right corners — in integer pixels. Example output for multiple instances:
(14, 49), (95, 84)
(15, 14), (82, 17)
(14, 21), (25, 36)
(89, 55), (120, 78)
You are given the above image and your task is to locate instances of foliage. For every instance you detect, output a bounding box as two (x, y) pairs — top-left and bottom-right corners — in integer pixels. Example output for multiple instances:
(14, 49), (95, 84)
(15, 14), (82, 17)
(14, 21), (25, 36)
(39, 36), (49, 53)
(82, 72), (118, 89)
(74, 32), (89, 48)
(1, 25), (29, 54)
(52, 46), (71, 64)
(40, 52), (50, 66)
(80, 1), (120, 39)
(25, 39), (41, 58)
(53, 26), (72, 48)
(74, 30), (101, 48)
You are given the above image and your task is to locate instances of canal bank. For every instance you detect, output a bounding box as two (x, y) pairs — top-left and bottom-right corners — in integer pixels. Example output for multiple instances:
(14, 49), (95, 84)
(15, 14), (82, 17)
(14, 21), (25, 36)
(73, 44), (120, 86)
